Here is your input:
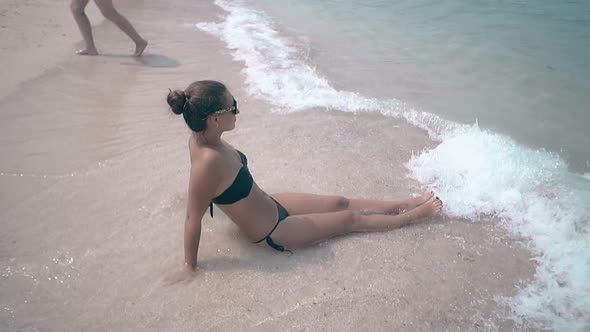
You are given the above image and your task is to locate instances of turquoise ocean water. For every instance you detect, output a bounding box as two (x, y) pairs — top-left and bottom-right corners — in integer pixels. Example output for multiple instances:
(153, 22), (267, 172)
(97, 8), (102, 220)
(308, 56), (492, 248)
(252, 0), (590, 173)
(197, 0), (590, 330)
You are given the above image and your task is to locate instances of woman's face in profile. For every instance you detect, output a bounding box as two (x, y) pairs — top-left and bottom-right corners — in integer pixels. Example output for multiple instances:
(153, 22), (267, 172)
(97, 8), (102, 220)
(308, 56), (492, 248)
(217, 91), (239, 131)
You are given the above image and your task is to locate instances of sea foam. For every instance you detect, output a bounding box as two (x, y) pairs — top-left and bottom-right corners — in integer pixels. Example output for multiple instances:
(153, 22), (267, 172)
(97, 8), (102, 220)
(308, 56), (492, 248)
(198, 1), (590, 330)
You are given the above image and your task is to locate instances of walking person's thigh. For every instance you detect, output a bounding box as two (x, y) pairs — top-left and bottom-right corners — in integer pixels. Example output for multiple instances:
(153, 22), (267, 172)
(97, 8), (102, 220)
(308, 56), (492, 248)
(94, 0), (118, 17)
(71, 0), (91, 14)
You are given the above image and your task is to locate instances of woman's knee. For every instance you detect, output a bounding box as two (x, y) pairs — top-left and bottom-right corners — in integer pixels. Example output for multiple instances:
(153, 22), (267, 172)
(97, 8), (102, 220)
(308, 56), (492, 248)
(341, 210), (361, 232)
(333, 196), (350, 210)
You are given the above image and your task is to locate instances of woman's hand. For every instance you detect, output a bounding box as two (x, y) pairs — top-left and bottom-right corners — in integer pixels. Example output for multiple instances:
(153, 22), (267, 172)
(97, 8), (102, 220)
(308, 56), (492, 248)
(164, 264), (196, 286)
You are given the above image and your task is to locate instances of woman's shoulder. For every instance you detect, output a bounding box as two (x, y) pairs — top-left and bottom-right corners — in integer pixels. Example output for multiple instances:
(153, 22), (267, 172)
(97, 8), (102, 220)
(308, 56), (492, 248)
(187, 136), (217, 161)
(190, 145), (223, 166)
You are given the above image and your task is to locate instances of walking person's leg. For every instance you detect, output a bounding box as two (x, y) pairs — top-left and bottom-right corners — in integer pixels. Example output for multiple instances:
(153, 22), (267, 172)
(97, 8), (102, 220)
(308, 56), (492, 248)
(94, 0), (148, 56)
(270, 196), (443, 249)
(70, 0), (99, 55)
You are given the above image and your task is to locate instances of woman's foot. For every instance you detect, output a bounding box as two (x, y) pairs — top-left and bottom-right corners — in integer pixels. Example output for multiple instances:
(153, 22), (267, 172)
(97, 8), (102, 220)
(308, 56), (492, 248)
(408, 196), (443, 220)
(75, 47), (98, 56)
(397, 191), (434, 213)
(134, 39), (148, 57)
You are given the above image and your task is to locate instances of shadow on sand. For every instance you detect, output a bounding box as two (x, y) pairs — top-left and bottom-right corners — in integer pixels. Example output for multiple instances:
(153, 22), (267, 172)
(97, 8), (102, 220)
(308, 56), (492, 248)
(99, 53), (181, 68)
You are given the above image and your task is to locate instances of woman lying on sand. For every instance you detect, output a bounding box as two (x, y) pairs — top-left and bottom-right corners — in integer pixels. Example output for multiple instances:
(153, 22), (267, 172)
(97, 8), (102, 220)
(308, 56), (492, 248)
(166, 80), (442, 283)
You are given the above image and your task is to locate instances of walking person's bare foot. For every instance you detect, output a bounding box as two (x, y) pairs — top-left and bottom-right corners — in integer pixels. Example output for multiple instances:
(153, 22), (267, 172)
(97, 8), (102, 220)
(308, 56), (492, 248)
(134, 39), (148, 57)
(75, 47), (98, 56)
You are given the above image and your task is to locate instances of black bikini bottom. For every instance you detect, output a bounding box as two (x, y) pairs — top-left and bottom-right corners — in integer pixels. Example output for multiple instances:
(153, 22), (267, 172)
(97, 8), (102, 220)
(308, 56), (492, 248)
(253, 198), (289, 252)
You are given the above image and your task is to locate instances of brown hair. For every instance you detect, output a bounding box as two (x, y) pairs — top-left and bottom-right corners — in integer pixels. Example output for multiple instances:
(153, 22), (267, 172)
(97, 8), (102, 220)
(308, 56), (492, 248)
(167, 80), (228, 132)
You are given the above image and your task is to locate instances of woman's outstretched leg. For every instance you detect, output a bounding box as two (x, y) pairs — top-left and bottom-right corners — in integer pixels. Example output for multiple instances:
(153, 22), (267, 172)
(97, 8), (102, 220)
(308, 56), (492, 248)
(94, 0), (148, 56)
(70, 0), (98, 55)
(272, 191), (434, 216)
(348, 191), (435, 214)
(271, 197), (443, 249)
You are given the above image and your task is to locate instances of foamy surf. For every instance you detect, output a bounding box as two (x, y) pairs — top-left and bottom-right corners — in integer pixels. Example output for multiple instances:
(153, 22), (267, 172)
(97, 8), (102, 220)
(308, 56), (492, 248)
(197, 0), (590, 330)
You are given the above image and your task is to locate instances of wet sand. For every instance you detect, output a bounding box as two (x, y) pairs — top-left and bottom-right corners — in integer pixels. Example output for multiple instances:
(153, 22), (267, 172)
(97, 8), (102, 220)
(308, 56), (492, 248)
(0, 0), (535, 331)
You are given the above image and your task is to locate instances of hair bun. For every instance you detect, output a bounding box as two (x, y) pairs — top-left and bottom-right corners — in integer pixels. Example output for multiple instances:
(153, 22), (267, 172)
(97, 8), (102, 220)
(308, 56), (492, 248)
(167, 89), (187, 115)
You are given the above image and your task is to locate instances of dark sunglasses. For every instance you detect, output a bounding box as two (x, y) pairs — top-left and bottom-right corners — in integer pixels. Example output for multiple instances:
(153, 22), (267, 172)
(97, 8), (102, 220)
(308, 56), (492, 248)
(212, 98), (239, 116)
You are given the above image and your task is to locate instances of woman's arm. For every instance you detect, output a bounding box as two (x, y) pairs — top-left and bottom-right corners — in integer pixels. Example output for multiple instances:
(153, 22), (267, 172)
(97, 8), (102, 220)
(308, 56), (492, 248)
(165, 147), (223, 285)
(184, 154), (222, 269)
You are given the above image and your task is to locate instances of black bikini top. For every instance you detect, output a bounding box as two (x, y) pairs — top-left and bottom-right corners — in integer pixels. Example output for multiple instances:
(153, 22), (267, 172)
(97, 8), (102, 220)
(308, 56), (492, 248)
(209, 150), (253, 217)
